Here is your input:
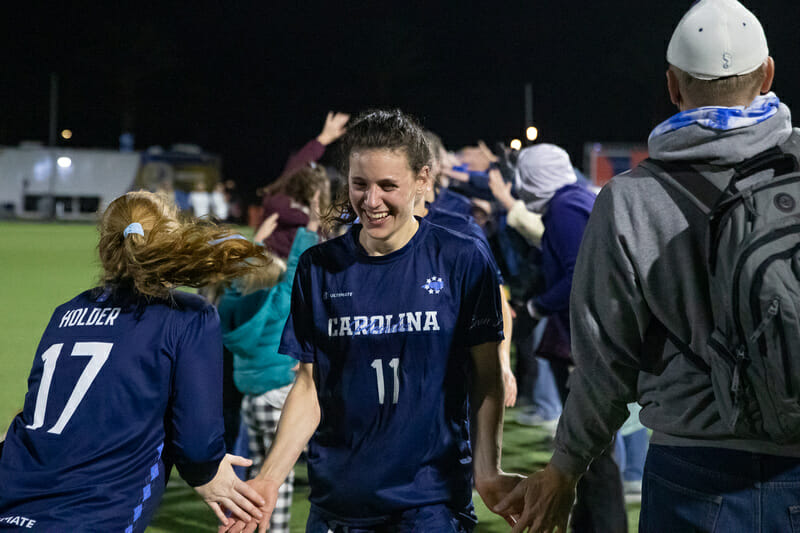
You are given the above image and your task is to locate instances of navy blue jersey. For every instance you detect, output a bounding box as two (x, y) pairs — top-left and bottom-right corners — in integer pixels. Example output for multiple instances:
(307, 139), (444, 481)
(278, 218), (503, 523)
(425, 204), (504, 285)
(0, 289), (226, 533)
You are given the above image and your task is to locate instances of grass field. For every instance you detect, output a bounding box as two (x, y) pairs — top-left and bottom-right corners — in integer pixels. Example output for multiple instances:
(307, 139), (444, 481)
(0, 220), (640, 531)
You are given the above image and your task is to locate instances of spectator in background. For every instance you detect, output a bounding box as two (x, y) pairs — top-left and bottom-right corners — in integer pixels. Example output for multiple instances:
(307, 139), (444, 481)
(211, 182), (230, 221)
(278, 111), (350, 180)
(487, 161), (561, 433)
(491, 143), (628, 532)
(418, 130), (518, 408)
(259, 165), (329, 259)
(425, 132), (473, 217)
(255, 111), (348, 253)
(497, 2), (800, 531)
(190, 181), (211, 218)
(0, 191), (268, 531)
(218, 193), (322, 533)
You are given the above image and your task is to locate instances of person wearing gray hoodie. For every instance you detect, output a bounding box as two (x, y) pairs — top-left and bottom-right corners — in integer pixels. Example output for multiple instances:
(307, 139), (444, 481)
(495, 1), (800, 532)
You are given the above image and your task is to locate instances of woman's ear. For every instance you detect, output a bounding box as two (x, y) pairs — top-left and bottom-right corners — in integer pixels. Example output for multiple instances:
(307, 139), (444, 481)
(416, 165), (431, 195)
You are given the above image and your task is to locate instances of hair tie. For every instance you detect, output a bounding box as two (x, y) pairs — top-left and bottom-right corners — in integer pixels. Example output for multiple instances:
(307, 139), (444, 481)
(207, 234), (248, 246)
(123, 222), (144, 238)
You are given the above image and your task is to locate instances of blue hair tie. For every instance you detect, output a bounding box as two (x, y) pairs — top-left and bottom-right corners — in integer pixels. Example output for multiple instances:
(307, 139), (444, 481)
(208, 234), (248, 246)
(123, 222), (144, 238)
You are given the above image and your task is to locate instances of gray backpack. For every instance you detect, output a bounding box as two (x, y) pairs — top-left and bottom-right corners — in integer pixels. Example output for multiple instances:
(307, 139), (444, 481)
(643, 148), (800, 443)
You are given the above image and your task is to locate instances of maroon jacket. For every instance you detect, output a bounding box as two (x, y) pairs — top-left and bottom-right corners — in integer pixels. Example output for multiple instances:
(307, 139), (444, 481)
(260, 193), (309, 258)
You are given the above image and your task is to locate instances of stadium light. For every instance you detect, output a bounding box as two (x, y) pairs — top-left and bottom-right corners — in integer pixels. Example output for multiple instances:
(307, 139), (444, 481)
(61, 129), (72, 140)
(526, 126), (539, 142)
(510, 139), (522, 150)
(57, 156), (72, 168)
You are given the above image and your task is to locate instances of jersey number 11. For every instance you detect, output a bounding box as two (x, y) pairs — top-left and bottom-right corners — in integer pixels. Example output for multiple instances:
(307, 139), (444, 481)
(371, 357), (400, 405)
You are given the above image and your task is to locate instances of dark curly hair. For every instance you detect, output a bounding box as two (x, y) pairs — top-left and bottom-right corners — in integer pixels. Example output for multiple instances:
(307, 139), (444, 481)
(326, 109), (432, 226)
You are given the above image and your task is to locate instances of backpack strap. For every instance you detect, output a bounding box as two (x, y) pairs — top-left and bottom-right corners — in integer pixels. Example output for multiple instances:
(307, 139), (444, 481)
(727, 146), (798, 192)
(642, 315), (711, 373)
(639, 158), (720, 215)
(637, 159), (720, 373)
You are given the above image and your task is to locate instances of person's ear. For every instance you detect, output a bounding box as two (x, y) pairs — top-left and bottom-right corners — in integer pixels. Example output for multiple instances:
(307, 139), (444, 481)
(666, 68), (683, 110)
(416, 166), (431, 195)
(760, 57), (775, 94)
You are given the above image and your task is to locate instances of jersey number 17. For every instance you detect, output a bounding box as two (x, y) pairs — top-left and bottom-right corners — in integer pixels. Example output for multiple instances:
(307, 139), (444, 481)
(26, 342), (112, 435)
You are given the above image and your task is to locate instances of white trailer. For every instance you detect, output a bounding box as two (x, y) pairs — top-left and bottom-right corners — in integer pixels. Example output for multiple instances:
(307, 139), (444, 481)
(0, 146), (140, 220)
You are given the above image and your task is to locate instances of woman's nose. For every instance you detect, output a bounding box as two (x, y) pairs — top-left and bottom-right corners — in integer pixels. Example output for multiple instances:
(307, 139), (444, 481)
(364, 185), (382, 207)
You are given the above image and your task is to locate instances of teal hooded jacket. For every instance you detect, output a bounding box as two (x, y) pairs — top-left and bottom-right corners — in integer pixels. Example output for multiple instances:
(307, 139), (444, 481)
(219, 227), (319, 395)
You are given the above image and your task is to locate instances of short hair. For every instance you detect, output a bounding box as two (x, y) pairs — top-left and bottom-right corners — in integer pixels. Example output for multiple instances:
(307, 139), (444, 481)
(327, 109), (431, 226)
(672, 63), (767, 108)
(98, 191), (269, 299)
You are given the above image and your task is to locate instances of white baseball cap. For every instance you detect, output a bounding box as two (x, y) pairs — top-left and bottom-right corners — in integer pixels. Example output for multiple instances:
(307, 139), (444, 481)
(667, 0), (768, 80)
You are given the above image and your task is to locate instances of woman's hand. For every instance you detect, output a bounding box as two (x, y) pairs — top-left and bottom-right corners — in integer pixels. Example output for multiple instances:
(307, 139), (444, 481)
(194, 454), (265, 526)
(254, 213), (279, 244)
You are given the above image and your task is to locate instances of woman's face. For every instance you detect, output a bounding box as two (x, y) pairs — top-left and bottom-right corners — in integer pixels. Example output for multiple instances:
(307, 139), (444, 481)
(348, 148), (428, 255)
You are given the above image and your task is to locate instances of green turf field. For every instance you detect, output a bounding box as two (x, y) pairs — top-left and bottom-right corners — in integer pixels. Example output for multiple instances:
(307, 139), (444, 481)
(0, 221), (640, 531)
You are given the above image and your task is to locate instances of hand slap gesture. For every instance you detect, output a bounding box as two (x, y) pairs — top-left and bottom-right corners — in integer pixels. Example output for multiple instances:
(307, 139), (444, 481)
(194, 454), (265, 527)
(493, 464), (579, 532)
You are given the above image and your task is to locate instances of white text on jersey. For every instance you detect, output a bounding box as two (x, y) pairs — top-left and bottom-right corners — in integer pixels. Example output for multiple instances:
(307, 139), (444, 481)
(0, 515), (37, 528)
(58, 307), (121, 328)
(328, 311), (440, 337)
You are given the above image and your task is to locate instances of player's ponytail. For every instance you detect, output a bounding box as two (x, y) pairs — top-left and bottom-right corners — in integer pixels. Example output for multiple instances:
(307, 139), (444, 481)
(98, 190), (270, 299)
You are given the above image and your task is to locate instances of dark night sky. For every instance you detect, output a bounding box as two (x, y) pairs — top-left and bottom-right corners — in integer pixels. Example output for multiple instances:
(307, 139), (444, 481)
(3, 2), (799, 201)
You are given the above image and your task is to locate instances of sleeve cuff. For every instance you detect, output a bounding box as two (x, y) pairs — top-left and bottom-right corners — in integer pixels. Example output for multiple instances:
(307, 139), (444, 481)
(176, 458), (221, 487)
(549, 447), (591, 478)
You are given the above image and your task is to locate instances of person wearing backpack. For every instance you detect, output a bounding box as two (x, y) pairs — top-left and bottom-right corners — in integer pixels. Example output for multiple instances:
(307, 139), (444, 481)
(494, 1), (800, 532)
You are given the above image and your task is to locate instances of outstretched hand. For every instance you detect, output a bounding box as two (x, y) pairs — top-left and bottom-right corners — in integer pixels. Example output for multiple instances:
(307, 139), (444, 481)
(475, 471), (526, 526)
(493, 464), (579, 532)
(477, 140), (499, 163)
(218, 477), (281, 533)
(317, 111), (350, 145)
(488, 169), (515, 210)
(194, 454), (265, 527)
(254, 213), (279, 244)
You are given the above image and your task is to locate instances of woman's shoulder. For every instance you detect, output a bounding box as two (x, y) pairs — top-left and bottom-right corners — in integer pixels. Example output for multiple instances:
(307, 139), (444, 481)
(421, 220), (492, 269)
(424, 218), (483, 248)
(293, 231), (354, 272)
(170, 290), (213, 312)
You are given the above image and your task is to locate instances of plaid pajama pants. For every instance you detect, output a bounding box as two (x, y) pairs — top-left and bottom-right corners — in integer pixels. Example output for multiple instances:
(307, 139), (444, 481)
(241, 393), (295, 533)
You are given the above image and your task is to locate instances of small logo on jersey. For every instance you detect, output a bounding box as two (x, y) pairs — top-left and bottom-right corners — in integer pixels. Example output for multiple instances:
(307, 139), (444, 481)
(422, 276), (444, 294)
(323, 291), (352, 300)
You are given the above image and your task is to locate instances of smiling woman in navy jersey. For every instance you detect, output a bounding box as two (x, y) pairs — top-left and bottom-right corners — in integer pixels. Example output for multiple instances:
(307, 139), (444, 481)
(223, 110), (522, 533)
(0, 191), (270, 532)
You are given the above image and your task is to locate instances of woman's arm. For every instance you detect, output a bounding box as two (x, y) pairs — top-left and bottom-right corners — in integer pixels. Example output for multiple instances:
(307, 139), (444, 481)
(470, 341), (524, 524)
(220, 362), (320, 533)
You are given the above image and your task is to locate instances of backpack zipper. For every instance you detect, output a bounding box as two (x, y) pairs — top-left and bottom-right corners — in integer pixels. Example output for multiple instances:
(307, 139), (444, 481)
(732, 224), (800, 350)
(734, 239), (800, 401)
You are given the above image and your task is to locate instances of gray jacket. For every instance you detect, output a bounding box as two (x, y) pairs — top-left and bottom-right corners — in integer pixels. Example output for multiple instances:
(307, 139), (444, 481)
(552, 99), (800, 476)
